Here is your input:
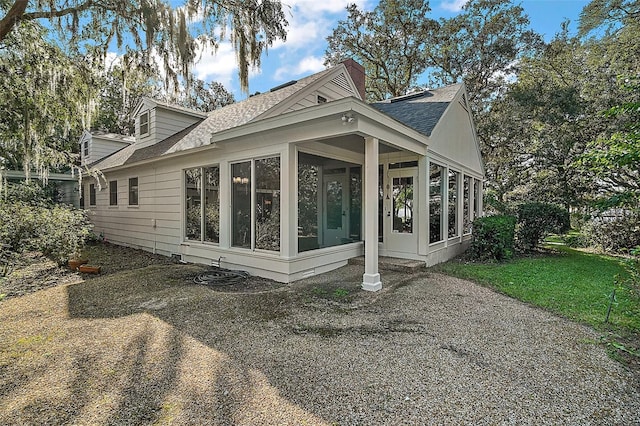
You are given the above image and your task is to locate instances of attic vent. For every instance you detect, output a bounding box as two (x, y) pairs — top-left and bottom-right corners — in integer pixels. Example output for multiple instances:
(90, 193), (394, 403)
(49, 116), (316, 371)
(459, 93), (469, 111)
(390, 91), (426, 103)
(270, 80), (297, 92)
(331, 73), (353, 93)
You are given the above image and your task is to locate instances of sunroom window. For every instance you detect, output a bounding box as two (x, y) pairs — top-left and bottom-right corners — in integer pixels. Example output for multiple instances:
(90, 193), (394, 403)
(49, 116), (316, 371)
(463, 176), (472, 234)
(232, 157), (280, 252)
(185, 166), (219, 243)
(297, 152), (362, 253)
(429, 162), (444, 243)
(448, 169), (459, 238)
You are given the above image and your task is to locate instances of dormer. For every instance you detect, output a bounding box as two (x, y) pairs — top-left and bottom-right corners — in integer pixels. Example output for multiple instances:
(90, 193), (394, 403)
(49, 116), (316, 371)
(79, 130), (135, 167)
(132, 98), (208, 149)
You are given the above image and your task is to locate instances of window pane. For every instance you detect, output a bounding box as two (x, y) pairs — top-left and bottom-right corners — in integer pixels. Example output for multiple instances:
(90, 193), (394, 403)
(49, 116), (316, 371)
(298, 156), (319, 252)
(448, 170), (459, 238)
(349, 167), (362, 241)
(297, 153), (361, 253)
(109, 180), (118, 206)
(89, 184), (96, 206)
(185, 168), (202, 240)
(393, 176), (413, 233)
(463, 176), (472, 234)
(255, 157), (280, 251)
(204, 166), (220, 243)
(140, 112), (149, 135)
(475, 179), (482, 218)
(378, 165), (384, 243)
(429, 163), (443, 243)
(129, 177), (138, 205)
(232, 162), (251, 248)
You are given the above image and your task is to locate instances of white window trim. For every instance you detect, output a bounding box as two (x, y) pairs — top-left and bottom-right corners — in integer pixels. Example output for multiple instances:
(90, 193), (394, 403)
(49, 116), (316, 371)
(139, 110), (150, 136)
(128, 177), (139, 206)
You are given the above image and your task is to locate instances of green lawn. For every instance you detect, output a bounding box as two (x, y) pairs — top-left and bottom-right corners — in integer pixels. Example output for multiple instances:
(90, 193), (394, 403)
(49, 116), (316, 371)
(433, 246), (640, 334)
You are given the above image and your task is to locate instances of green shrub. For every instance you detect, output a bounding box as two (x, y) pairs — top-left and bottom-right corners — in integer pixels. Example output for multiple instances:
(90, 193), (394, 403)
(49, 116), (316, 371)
(584, 213), (640, 253)
(469, 215), (516, 261)
(620, 247), (640, 302)
(516, 203), (570, 250)
(562, 232), (589, 248)
(0, 182), (92, 264)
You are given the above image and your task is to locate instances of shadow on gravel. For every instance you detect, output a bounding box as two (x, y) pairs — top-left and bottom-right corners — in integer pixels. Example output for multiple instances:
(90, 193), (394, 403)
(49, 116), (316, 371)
(63, 262), (425, 424)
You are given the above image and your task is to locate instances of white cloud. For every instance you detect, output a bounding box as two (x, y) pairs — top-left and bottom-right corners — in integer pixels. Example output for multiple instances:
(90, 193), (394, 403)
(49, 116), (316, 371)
(440, 0), (468, 12)
(192, 41), (237, 88)
(282, 0), (368, 15)
(274, 55), (325, 80)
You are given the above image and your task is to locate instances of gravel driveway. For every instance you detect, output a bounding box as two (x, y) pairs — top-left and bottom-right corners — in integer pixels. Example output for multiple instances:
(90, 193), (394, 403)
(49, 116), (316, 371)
(0, 248), (638, 425)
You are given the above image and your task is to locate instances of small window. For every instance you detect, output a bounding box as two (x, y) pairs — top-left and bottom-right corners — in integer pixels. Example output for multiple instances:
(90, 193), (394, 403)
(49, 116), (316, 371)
(140, 111), (149, 136)
(129, 177), (139, 205)
(83, 140), (89, 157)
(109, 180), (118, 206)
(317, 95), (327, 104)
(89, 183), (96, 206)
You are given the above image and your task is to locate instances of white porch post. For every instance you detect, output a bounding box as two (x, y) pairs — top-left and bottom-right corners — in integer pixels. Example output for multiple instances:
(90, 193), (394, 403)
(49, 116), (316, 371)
(362, 136), (382, 291)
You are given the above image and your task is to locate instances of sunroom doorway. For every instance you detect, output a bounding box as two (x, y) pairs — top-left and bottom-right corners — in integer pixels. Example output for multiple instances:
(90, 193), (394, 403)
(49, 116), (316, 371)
(298, 152), (362, 253)
(384, 165), (418, 254)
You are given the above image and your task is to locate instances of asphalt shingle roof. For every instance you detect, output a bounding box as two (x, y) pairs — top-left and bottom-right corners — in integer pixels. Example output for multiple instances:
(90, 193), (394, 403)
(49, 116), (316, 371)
(91, 68), (334, 170)
(370, 84), (461, 137)
(90, 70), (462, 172)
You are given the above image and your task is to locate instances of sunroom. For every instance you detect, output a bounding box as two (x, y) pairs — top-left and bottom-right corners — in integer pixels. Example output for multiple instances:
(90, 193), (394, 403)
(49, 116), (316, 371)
(84, 62), (483, 291)
(176, 92), (483, 290)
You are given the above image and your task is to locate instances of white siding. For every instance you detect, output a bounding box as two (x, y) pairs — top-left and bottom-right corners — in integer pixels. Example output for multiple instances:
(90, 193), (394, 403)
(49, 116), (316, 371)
(285, 77), (357, 113)
(86, 164), (184, 256)
(155, 109), (201, 142)
(428, 100), (483, 175)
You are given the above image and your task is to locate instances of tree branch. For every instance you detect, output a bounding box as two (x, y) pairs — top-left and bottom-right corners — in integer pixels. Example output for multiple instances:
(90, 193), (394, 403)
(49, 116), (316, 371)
(0, 0), (28, 41)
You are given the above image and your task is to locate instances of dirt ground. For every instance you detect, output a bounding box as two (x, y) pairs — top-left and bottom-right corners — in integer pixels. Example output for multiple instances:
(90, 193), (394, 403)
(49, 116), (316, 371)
(1, 243), (639, 425)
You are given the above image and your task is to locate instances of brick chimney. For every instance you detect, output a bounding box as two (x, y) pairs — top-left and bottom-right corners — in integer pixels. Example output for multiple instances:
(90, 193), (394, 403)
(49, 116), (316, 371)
(341, 58), (366, 100)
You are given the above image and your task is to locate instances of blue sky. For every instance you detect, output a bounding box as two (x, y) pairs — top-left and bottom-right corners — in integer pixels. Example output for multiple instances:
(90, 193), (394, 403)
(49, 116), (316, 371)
(189, 0), (591, 100)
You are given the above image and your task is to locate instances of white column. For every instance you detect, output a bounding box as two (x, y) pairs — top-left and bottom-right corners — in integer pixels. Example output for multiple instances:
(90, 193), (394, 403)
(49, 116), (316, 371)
(362, 136), (382, 291)
(280, 144), (296, 258)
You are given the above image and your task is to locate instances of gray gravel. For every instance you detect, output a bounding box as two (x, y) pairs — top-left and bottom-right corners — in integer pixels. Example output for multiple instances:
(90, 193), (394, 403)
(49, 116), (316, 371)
(1, 259), (639, 425)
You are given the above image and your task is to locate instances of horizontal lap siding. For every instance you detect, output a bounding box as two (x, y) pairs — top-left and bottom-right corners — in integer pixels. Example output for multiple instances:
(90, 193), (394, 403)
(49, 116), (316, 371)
(86, 164), (182, 254)
(155, 109), (201, 142)
(286, 78), (356, 113)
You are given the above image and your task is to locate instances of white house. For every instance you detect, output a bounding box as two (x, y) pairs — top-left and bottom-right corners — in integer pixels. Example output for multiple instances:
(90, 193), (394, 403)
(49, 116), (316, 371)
(79, 130), (135, 167)
(82, 60), (484, 290)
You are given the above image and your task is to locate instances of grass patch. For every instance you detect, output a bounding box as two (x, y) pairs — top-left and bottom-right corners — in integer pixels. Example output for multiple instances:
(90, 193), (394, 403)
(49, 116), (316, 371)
(433, 246), (640, 333)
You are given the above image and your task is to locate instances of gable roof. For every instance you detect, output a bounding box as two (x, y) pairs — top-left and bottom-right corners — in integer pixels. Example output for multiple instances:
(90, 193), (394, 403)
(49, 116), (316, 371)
(370, 84), (461, 137)
(91, 65), (355, 170)
(166, 67), (339, 154)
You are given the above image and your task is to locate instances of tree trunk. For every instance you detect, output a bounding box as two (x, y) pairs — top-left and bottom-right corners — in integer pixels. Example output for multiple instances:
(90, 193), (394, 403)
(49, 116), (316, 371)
(0, 0), (28, 42)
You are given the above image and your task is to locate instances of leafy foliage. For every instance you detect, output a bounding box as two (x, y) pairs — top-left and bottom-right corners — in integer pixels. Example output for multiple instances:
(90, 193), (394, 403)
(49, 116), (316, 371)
(515, 202), (570, 250)
(0, 0), (288, 93)
(469, 215), (516, 261)
(0, 182), (92, 264)
(325, 0), (436, 100)
(584, 213), (640, 253)
(619, 247), (640, 303)
(0, 21), (96, 177)
(576, 77), (640, 209)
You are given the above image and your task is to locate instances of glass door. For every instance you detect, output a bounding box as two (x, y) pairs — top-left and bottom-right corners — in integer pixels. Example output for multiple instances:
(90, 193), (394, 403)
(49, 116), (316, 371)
(385, 169), (418, 254)
(322, 174), (348, 247)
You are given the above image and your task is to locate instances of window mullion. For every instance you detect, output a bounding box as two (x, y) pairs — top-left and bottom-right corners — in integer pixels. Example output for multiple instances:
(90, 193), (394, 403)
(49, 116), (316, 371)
(200, 167), (205, 242)
(251, 160), (256, 251)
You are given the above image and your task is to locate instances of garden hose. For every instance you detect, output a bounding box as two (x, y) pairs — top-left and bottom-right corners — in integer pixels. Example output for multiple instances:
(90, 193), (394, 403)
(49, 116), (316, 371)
(193, 267), (250, 286)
